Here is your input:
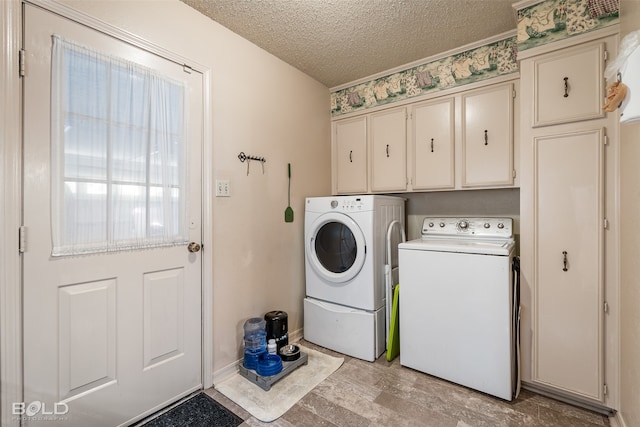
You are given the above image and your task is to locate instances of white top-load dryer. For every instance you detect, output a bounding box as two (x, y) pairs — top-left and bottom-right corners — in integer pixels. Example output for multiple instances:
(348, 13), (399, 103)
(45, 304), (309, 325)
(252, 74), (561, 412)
(304, 195), (405, 361)
(399, 217), (520, 401)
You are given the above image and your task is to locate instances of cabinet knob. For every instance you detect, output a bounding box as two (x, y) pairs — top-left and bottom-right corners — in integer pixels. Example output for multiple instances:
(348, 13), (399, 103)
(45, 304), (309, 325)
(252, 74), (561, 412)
(430, 138), (434, 153)
(562, 250), (568, 271)
(386, 144), (390, 158)
(563, 77), (569, 98)
(484, 129), (488, 146)
(349, 150), (353, 163)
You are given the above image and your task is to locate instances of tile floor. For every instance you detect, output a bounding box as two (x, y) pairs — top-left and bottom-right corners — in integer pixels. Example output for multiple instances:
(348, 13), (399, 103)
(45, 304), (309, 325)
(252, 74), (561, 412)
(205, 340), (611, 427)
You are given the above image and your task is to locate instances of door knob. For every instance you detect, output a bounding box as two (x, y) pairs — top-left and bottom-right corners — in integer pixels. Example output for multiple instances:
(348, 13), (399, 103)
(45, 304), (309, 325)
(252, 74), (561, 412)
(188, 242), (201, 253)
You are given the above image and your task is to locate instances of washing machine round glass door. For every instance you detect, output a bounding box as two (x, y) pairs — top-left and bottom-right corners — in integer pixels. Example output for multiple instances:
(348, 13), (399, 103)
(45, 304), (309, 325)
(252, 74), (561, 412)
(306, 212), (366, 283)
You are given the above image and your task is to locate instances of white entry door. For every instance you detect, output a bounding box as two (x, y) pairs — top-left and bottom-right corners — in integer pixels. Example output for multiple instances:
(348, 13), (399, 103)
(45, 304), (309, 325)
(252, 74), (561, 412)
(22, 4), (203, 426)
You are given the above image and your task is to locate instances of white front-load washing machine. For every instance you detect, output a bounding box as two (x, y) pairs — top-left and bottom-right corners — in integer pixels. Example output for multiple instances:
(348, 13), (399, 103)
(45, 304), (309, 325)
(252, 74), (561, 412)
(303, 195), (405, 361)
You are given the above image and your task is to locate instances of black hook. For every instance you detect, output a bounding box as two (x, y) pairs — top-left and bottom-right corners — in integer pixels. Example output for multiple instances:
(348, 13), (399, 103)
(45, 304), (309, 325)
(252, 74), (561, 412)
(238, 152), (266, 163)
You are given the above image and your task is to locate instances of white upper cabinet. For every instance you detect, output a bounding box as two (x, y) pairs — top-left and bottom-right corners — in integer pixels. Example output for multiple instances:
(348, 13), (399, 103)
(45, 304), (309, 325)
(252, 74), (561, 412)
(533, 40), (606, 127)
(331, 81), (518, 195)
(411, 98), (455, 190)
(461, 83), (514, 187)
(333, 116), (367, 194)
(369, 107), (407, 192)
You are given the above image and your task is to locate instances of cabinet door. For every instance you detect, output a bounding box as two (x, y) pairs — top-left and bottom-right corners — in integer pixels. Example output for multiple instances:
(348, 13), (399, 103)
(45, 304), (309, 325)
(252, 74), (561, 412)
(533, 41), (605, 127)
(534, 128), (604, 401)
(412, 98), (455, 190)
(462, 83), (513, 187)
(333, 116), (367, 194)
(370, 107), (407, 192)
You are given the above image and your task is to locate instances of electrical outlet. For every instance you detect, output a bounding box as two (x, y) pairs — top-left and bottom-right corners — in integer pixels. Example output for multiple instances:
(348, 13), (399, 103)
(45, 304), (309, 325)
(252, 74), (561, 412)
(215, 179), (230, 197)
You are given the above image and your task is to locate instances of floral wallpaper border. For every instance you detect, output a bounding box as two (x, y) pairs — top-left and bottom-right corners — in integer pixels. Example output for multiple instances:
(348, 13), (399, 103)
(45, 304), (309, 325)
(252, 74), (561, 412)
(330, 1), (620, 118)
(330, 36), (518, 117)
(516, 0), (619, 52)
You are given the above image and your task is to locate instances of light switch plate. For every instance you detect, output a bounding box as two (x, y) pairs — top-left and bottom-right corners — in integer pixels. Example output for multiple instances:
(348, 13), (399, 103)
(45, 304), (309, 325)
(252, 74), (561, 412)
(215, 179), (230, 197)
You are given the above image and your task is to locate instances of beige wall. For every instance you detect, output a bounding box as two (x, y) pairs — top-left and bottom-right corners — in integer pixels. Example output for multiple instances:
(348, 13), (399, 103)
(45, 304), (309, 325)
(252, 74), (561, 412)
(620, 1), (640, 425)
(58, 0), (331, 378)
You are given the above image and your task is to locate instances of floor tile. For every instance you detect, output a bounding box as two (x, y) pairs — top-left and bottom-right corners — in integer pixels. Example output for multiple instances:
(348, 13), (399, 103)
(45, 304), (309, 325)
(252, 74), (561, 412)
(207, 341), (611, 427)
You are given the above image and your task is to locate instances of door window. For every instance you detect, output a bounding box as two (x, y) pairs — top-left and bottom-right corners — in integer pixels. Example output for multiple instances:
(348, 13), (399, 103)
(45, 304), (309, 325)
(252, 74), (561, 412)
(50, 35), (188, 256)
(314, 222), (357, 273)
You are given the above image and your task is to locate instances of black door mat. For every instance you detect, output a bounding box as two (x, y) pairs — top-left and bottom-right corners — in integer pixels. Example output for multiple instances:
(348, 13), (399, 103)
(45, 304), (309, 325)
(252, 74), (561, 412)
(142, 392), (243, 427)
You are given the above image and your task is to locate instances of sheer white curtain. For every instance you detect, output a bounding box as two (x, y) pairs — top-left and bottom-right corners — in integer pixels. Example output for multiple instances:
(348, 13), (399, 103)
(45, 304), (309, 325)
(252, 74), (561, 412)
(51, 35), (189, 256)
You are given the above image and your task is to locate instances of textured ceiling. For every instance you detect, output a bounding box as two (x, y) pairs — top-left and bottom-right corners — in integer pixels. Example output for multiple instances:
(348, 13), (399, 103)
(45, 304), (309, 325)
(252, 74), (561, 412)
(181, 0), (518, 89)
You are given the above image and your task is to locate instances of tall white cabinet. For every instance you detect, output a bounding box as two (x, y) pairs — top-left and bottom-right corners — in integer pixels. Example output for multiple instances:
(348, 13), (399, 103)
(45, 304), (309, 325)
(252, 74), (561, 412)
(519, 30), (619, 408)
(534, 129), (604, 400)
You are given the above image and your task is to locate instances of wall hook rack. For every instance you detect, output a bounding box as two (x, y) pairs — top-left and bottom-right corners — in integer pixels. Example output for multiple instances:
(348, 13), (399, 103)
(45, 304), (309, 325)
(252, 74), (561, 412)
(238, 152), (266, 175)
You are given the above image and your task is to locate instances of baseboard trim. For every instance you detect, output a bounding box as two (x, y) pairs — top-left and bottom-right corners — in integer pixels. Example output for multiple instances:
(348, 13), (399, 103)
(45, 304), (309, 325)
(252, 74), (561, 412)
(212, 359), (241, 385)
(522, 381), (614, 415)
(288, 327), (303, 344)
(609, 411), (627, 427)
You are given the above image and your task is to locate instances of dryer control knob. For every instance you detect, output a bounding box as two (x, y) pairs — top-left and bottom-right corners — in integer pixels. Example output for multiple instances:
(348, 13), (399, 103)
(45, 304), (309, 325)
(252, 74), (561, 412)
(428, 222), (434, 228)
(484, 223), (490, 229)
(330, 200), (338, 209)
(498, 223), (504, 229)
(439, 222), (445, 228)
(458, 220), (469, 230)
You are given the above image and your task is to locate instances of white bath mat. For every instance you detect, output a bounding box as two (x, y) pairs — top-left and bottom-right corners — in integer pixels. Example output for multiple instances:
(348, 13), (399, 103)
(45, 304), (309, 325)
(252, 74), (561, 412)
(215, 345), (343, 422)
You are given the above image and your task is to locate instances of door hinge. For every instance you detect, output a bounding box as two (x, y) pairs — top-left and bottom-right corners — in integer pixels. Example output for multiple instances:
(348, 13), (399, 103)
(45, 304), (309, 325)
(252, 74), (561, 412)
(512, 89), (517, 98)
(603, 383), (608, 396)
(183, 64), (193, 74)
(19, 226), (26, 253)
(604, 50), (609, 63)
(513, 169), (517, 179)
(604, 218), (609, 229)
(19, 49), (26, 77)
(604, 301), (609, 314)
